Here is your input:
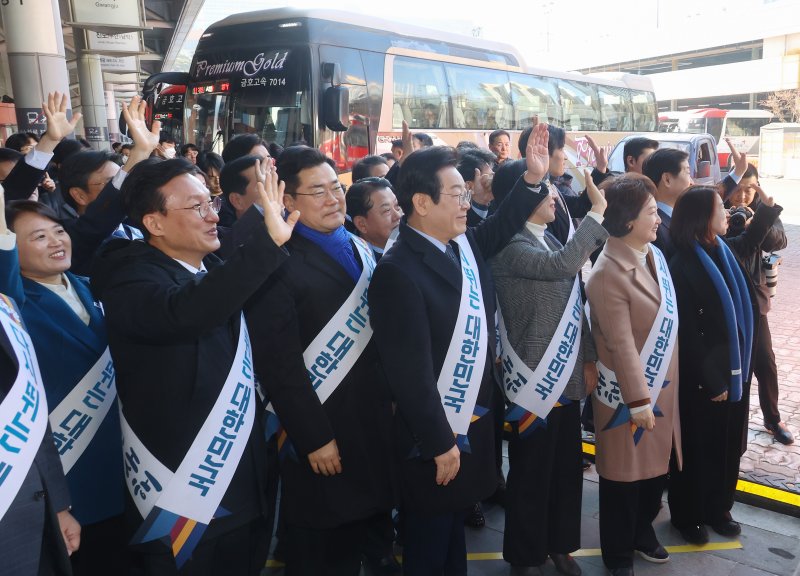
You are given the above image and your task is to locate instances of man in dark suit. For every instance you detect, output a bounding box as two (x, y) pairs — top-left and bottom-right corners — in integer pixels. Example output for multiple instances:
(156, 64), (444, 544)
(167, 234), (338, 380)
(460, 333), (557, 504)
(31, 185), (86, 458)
(368, 126), (551, 575)
(456, 149), (496, 229)
(90, 158), (297, 575)
(0, 294), (80, 576)
(642, 148), (693, 261)
(244, 146), (394, 575)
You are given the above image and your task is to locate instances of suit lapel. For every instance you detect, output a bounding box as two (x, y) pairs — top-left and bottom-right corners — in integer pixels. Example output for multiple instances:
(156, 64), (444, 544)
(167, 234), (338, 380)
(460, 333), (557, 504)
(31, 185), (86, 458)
(605, 238), (661, 305)
(290, 234), (359, 290)
(400, 224), (462, 292)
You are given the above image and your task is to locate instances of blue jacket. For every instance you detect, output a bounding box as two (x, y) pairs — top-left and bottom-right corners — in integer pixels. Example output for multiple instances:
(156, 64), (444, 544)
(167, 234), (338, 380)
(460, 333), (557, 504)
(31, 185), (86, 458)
(0, 244), (123, 525)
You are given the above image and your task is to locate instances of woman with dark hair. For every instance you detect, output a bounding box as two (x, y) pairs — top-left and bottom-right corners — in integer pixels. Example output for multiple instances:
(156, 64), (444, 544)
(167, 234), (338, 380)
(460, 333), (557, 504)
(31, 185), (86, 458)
(0, 196), (126, 575)
(585, 173), (681, 576)
(345, 177), (402, 260)
(493, 171), (608, 576)
(667, 184), (782, 544)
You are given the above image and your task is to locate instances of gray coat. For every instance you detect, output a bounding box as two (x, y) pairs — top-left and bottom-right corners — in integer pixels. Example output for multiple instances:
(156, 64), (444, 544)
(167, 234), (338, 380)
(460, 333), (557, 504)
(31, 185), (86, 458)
(492, 216), (609, 401)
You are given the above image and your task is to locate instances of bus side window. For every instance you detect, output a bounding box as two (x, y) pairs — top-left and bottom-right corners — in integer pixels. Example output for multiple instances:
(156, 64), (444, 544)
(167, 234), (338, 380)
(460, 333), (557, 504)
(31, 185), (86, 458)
(509, 73), (562, 129)
(445, 63), (512, 130)
(392, 56), (449, 129)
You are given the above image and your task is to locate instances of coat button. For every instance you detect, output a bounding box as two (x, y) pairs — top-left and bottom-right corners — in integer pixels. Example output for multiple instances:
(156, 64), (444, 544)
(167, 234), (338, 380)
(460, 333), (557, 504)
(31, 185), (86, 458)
(34, 490), (46, 500)
(699, 308), (704, 315)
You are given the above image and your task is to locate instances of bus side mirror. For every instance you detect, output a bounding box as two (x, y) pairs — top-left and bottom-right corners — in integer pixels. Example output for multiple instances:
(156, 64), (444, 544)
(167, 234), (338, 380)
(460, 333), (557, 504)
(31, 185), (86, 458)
(697, 160), (711, 179)
(323, 86), (349, 132)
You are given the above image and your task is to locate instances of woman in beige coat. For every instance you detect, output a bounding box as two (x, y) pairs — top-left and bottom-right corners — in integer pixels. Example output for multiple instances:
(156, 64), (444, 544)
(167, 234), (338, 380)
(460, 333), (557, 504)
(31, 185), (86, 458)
(585, 174), (681, 576)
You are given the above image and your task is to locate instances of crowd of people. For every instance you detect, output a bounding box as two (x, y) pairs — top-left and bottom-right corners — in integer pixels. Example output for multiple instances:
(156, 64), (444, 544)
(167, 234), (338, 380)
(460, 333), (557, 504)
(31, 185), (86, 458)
(0, 92), (793, 576)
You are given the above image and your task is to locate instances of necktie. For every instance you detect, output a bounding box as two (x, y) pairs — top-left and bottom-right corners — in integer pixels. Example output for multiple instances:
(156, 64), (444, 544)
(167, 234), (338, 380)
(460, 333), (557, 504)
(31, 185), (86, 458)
(195, 270), (207, 279)
(445, 243), (461, 270)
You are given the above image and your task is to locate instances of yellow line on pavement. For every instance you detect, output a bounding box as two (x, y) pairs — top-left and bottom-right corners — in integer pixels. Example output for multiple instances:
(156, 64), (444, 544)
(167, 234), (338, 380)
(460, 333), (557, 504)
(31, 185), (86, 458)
(737, 479), (800, 507)
(465, 541), (741, 561)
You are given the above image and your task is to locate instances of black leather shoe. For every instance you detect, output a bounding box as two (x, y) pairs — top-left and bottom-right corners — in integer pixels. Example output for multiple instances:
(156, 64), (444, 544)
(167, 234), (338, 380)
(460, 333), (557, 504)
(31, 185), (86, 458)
(766, 421), (795, 445)
(675, 523), (709, 545)
(365, 554), (402, 575)
(636, 545), (669, 563)
(608, 567), (634, 576)
(510, 566), (543, 576)
(465, 502), (485, 528)
(551, 553), (581, 576)
(711, 519), (741, 537)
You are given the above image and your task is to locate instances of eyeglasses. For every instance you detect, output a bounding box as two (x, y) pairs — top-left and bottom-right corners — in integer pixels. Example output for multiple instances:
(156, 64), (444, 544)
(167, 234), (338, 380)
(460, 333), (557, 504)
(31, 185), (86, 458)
(168, 196), (223, 219)
(294, 183), (345, 201)
(441, 189), (473, 206)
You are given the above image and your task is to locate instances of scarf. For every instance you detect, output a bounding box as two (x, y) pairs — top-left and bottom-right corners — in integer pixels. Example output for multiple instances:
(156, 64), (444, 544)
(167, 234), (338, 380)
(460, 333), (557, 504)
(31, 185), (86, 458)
(295, 222), (362, 283)
(693, 238), (753, 402)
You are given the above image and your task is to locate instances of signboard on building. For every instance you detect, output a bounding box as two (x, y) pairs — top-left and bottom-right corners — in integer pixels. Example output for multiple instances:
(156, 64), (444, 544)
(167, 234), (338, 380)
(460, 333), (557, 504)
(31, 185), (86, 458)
(86, 31), (142, 53)
(72, 0), (142, 27)
(100, 55), (138, 72)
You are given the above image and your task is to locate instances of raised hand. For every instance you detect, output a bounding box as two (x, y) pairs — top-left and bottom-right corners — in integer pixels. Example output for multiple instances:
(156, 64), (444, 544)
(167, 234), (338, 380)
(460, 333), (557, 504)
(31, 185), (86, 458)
(38, 92), (82, 153)
(399, 120), (414, 165)
(524, 123), (550, 185)
(752, 183), (774, 207)
(585, 134), (608, 173)
(471, 167), (494, 206)
(585, 169), (606, 215)
(122, 95), (160, 163)
(725, 138), (748, 178)
(257, 161), (300, 246)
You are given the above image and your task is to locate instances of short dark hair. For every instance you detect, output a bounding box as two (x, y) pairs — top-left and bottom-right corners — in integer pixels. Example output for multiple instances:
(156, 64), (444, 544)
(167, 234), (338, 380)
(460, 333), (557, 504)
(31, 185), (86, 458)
(5, 200), (61, 231)
(742, 163), (759, 180)
(196, 151), (224, 175)
(59, 150), (115, 210)
(25, 133), (40, 143)
(642, 148), (688, 187)
(220, 155), (259, 199)
(518, 126), (534, 157)
(390, 139), (403, 149)
(489, 130), (510, 146)
(222, 134), (268, 162)
(379, 152), (396, 162)
(623, 137), (659, 171)
(455, 141), (481, 155)
(121, 158), (200, 240)
(0, 147), (23, 165)
(4, 133), (34, 152)
(491, 159), (527, 207)
(547, 125), (566, 157)
(396, 146), (457, 216)
(456, 150), (495, 183)
(158, 135), (176, 145)
(602, 174), (657, 237)
(268, 142), (284, 161)
(352, 155), (389, 182)
(180, 143), (199, 156)
(120, 144), (133, 152)
(52, 139), (85, 166)
(413, 133), (434, 148)
(346, 177), (394, 221)
(671, 185), (720, 249)
(275, 146), (336, 196)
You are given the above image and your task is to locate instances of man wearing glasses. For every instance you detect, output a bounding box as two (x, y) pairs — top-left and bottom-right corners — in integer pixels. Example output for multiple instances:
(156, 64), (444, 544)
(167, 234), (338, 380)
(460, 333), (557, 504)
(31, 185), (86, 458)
(90, 157), (297, 576)
(367, 126), (551, 575)
(244, 146), (395, 575)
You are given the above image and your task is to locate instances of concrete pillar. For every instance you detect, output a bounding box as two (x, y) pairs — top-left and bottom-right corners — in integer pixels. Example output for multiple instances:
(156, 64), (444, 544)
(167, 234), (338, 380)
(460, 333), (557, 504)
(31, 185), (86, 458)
(0, 0), (72, 135)
(75, 34), (110, 150)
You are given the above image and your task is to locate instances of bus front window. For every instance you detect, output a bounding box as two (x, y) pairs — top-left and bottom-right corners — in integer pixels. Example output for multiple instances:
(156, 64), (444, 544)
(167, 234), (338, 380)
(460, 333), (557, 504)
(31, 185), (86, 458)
(233, 95), (308, 148)
(186, 92), (229, 153)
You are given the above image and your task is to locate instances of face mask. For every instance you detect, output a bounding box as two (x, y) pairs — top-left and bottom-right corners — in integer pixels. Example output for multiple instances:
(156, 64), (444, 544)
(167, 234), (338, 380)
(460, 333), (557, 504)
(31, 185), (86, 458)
(162, 147), (176, 159)
(121, 155), (128, 164)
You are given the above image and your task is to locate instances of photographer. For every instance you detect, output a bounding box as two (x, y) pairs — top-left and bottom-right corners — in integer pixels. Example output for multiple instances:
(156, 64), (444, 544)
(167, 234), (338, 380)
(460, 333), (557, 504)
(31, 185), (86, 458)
(724, 164), (793, 445)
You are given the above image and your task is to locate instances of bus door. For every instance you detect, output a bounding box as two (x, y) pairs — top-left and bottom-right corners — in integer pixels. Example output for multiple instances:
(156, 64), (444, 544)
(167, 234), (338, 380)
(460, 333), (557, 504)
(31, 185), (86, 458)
(185, 85), (231, 154)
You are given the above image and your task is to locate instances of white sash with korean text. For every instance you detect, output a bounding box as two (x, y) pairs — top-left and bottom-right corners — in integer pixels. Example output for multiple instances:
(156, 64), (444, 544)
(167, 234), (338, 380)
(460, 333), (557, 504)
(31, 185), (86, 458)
(499, 275), (583, 418)
(120, 316), (255, 522)
(0, 295), (48, 522)
(301, 235), (376, 405)
(48, 347), (116, 473)
(594, 244), (678, 410)
(436, 235), (488, 436)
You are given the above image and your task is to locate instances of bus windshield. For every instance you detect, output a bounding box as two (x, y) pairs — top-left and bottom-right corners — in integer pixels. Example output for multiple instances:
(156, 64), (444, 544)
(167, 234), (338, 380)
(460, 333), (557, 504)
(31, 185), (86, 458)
(725, 117), (771, 137)
(185, 47), (310, 152)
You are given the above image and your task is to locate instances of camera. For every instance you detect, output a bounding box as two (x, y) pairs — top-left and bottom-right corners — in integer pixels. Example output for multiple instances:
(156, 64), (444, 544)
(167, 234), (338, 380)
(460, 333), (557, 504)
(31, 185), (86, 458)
(727, 206), (752, 233)
(763, 253), (782, 298)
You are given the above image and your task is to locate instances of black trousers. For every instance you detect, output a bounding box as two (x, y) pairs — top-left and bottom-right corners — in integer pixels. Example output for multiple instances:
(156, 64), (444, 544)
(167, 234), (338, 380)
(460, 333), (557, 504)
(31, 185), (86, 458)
(402, 510), (468, 576)
(361, 510), (395, 562)
(754, 314), (781, 426)
(599, 475), (666, 570)
(668, 386), (745, 529)
(133, 518), (269, 576)
(285, 518), (367, 576)
(71, 514), (128, 576)
(503, 402), (582, 567)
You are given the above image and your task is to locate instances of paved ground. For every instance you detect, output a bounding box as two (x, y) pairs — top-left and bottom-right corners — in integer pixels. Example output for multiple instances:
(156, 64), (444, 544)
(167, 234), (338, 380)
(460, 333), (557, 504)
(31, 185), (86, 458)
(740, 177), (800, 495)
